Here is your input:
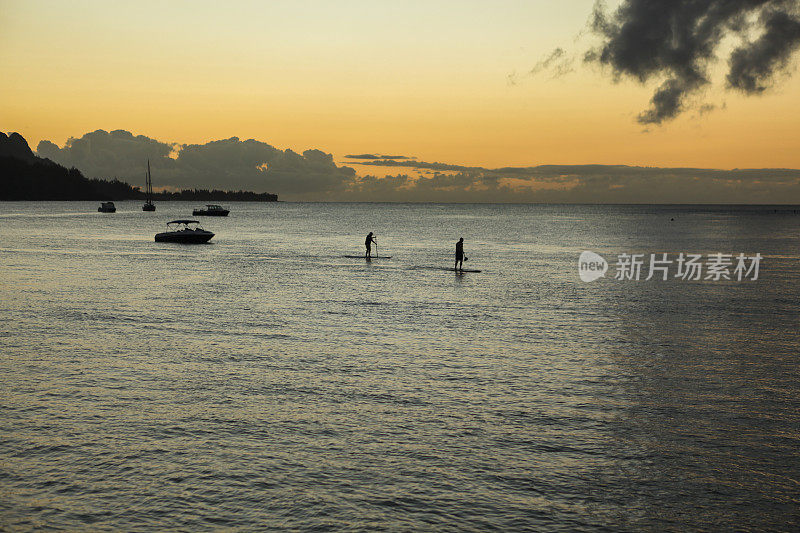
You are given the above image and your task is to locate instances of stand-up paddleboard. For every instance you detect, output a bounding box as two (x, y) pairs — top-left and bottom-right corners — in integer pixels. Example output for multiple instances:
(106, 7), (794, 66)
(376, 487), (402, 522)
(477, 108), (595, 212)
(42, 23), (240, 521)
(343, 255), (392, 259)
(411, 266), (482, 273)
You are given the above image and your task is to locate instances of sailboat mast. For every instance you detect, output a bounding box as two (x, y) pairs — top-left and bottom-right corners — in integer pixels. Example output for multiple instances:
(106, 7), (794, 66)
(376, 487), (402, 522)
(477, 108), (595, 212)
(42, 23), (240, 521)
(142, 158), (156, 210)
(147, 159), (152, 199)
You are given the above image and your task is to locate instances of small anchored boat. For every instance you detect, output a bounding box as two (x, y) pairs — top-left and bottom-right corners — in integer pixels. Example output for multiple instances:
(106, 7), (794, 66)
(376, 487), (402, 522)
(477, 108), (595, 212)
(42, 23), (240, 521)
(98, 201), (116, 213)
(192, 204), (229, 216)
(154, 220), (214, 243)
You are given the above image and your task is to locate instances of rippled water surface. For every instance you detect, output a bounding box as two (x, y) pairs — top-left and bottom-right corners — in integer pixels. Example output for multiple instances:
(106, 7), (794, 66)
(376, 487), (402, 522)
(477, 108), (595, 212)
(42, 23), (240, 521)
(1, 201), (799, 531)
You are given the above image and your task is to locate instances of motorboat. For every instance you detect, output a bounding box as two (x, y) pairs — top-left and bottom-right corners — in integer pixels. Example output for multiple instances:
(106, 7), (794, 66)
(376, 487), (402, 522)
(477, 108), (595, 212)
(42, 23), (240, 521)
(154, 220), (214, 243)
(98, 201), (116, 213)
(192, 204), (229, 216)
(142, 159), (155, 211)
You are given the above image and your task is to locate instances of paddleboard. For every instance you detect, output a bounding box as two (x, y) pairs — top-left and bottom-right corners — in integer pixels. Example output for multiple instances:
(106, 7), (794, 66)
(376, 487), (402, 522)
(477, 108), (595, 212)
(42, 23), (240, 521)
(343, 255), (392, 259)
(412, 266), (482, 273)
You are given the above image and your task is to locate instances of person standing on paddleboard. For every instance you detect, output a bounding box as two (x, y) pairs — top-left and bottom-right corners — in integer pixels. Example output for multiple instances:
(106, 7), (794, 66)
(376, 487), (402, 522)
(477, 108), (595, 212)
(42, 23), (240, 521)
(455, 237), (465, 272)
(365, 232), (377, 258)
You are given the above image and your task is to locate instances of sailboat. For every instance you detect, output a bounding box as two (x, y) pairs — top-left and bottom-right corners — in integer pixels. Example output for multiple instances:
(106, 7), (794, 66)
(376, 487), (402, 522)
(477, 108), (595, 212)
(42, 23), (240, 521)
(142, 159), (156, 211)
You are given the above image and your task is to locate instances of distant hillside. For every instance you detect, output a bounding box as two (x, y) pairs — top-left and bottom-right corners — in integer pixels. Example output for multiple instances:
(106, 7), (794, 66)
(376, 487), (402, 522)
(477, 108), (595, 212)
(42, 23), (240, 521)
(0, 132), (277, 201)
(1, 132), (141, 200)
(0, 132), (37, 162)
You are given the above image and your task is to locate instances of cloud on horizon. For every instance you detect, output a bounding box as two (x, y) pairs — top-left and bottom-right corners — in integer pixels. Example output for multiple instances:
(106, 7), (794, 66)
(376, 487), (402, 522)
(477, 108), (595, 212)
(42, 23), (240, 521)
(344, 154), (416, 160)
(345, 159), (800, 203)
(37, 129), (357, 199)
(36, 129), (800, 203)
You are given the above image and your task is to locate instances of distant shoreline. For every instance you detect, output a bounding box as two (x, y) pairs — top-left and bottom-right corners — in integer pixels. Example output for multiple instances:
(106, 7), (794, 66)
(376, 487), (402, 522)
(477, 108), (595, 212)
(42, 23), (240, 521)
(2, 132), (279, 202)
(2, 201), (799, 209)
(141, 190), (277, 202)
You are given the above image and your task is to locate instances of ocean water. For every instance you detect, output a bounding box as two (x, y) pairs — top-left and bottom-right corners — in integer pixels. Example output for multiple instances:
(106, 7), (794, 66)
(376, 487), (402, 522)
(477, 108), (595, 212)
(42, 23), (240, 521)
(1, 201), (798, 531)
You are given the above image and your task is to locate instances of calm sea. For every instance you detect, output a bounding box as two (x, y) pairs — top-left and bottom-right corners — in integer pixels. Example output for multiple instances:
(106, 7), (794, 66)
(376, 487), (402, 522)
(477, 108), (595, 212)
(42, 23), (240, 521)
(1, 201), (798, 531)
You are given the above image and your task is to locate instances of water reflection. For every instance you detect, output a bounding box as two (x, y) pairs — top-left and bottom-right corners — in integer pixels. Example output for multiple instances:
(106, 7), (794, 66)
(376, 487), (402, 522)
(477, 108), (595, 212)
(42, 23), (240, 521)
(0, 202), (798, 530)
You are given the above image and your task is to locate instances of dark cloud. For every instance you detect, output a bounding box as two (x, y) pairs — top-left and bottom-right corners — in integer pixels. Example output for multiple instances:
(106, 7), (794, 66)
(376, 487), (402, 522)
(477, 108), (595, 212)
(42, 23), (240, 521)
(344, 154), (382, 160)
(508, 47), (574, 85)
(529, 48), (574, 77)
(696, 102), (720, 116)
(349, 159), (477, 172)
(586, 0), (800, 124)
(727, 7), (800, 92)
(344, 154), (415, 160)
(37, 129), (356, 200)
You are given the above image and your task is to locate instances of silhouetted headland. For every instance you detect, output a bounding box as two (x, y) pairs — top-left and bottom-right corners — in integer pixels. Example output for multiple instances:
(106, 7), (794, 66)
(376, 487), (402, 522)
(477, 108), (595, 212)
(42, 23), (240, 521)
(1, 132), (278, 202)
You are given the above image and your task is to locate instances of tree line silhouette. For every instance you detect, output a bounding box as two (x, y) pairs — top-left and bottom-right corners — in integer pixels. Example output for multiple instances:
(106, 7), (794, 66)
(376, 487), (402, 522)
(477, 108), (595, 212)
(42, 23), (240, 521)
(0, 156), (138, 200)
(1, 156), (278, 201)
(151, 189), (277, 201)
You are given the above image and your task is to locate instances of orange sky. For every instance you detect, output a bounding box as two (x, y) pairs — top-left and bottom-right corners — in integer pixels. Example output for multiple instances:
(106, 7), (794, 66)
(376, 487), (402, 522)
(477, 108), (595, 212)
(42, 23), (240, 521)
(2, 0), (799, 170)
